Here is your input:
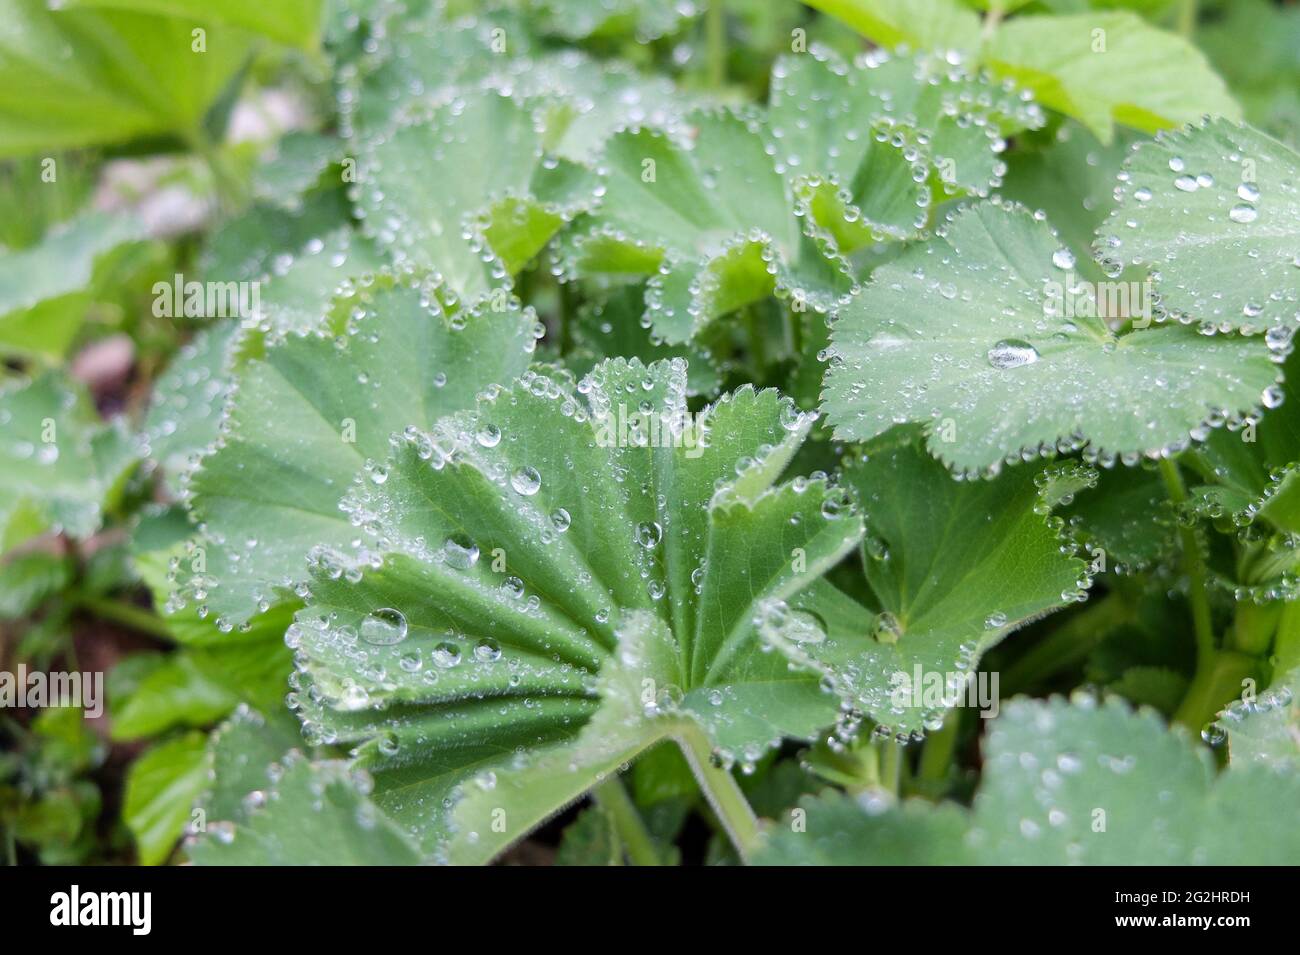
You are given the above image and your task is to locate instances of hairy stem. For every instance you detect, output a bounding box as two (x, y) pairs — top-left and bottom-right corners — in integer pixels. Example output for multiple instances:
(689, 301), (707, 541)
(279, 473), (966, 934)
(676, 722), (760, 862)
(77, 595), (173, 641)
(1158, 458), (1215, 665)
(707, 0), (727, 88)
(917, 710), (960, 785)
(593, 776), (662, 866)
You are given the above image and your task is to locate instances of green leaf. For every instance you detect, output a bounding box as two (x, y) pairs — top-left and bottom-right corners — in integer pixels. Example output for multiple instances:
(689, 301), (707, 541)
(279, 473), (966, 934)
(1198, 0), (1300, 148)
(175, 278), (540, 626)
(1187, 350), (1300, 537)
(800, 0), (982, 53)
(188, 714), (422, 865)
(143, 322), (241, 496)
(535, 0), (699, 41)
(0, 0), (252, 156)
(110, 653), (239, 741)
(759, 428), (1089, 734)
(567, 285), (723, 398)
(60, 0), (324, 49)
(982, 13), (1240, 142)
(0, 372), (137, 556)
(251, 131), (343, 210)
(561, 109), (852, 344)
(769, 48), (1044, 251)
(290, 357), (865, 858)
(758, 696), (1300, 864)
(198, 706), (302, 824)
(1223, 667), (1300, 771)
(122, 732), (210, 866)
(356, 90), (595, 303)
(0, 212), (147, 361)
(1059, 465), (1174, 573)
(555, 804), (621, 865)
(821, 200), (1280, 476)
(1099, 119), (1299, 332)
(510, 52), (695, 165)
(0, 551), (73, 619)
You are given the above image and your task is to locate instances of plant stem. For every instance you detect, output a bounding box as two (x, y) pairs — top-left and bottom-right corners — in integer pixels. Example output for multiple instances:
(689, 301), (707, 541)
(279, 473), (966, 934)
(1158, 458), (1215, 665)
(185, 129), (246, 212)
(917, 710), (960, 785)
(1177, 0), (1197, 38)
(77, 596), (173, 641)
(744, 306), (768, 377)
(877, 739), (902, 795)
(593, 776), (662, 866)
(707, 0), (727, 88)
(675, 723), (760, 863)
(981, 5), (1005, 42)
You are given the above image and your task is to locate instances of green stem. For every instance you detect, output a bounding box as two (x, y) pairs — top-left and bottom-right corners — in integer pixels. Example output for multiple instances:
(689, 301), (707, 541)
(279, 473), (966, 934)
(744, 307), (767, 377)
(917, 710), (960, 785)
(593, 776), (662, 866)
(877, 739), (901, 796)
(981, 5), (1005, 42)
(1177, 0), (1197, 38)
(185, 129), (246, 212)
(1173, 649), (1259, 731)
(706, 0), (726, 88)
(675, 723), (760, 863)
(77, 596), (173, 641)
(1000, 590), (1132, 694)
(1158, 458), (1215, 665)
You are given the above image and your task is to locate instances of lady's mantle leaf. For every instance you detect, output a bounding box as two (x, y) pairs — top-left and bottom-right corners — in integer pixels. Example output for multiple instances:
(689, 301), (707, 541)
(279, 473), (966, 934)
(769, 48), (1043, 250)
(759, 428), (1089, 736)
(0, 373), (136, 556)
(291, 357), (865, 857)
(1100, 119), (1299, 333)
(757, 696), (1300, 864)
(356, 90), (596, 303)
(982, 13), (1240, 143)
(187, 709), (421, 865)
(534, 0), (699, 42)
(174, 278), (540, 626)
(561, 109), (853, 344)
(1223, 667), (1300, 771)
(821, 200), (1280, 476)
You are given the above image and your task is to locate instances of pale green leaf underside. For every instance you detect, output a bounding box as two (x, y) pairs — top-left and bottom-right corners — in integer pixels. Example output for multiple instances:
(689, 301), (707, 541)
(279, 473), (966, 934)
(562, 110), (853, 344)
(176, 280), (538, 625)
(1100, 119), (1300, 332)
(758, 696), (1300, 864)
(293, 358), (864, 854)
(822, 200), (1280, 475)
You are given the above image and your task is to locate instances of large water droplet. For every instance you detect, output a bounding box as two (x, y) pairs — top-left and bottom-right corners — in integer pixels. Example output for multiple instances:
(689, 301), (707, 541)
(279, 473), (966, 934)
(360, 607), (408, 645)
(987, 339), (1040, 370)
(511, 466), (541, 496)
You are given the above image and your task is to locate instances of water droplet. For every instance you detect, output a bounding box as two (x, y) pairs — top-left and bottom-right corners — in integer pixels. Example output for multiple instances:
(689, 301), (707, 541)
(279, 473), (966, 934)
(987, 339), (1040, 370)
(511, 466), (541, 496)
(360, 608), (408, 645)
